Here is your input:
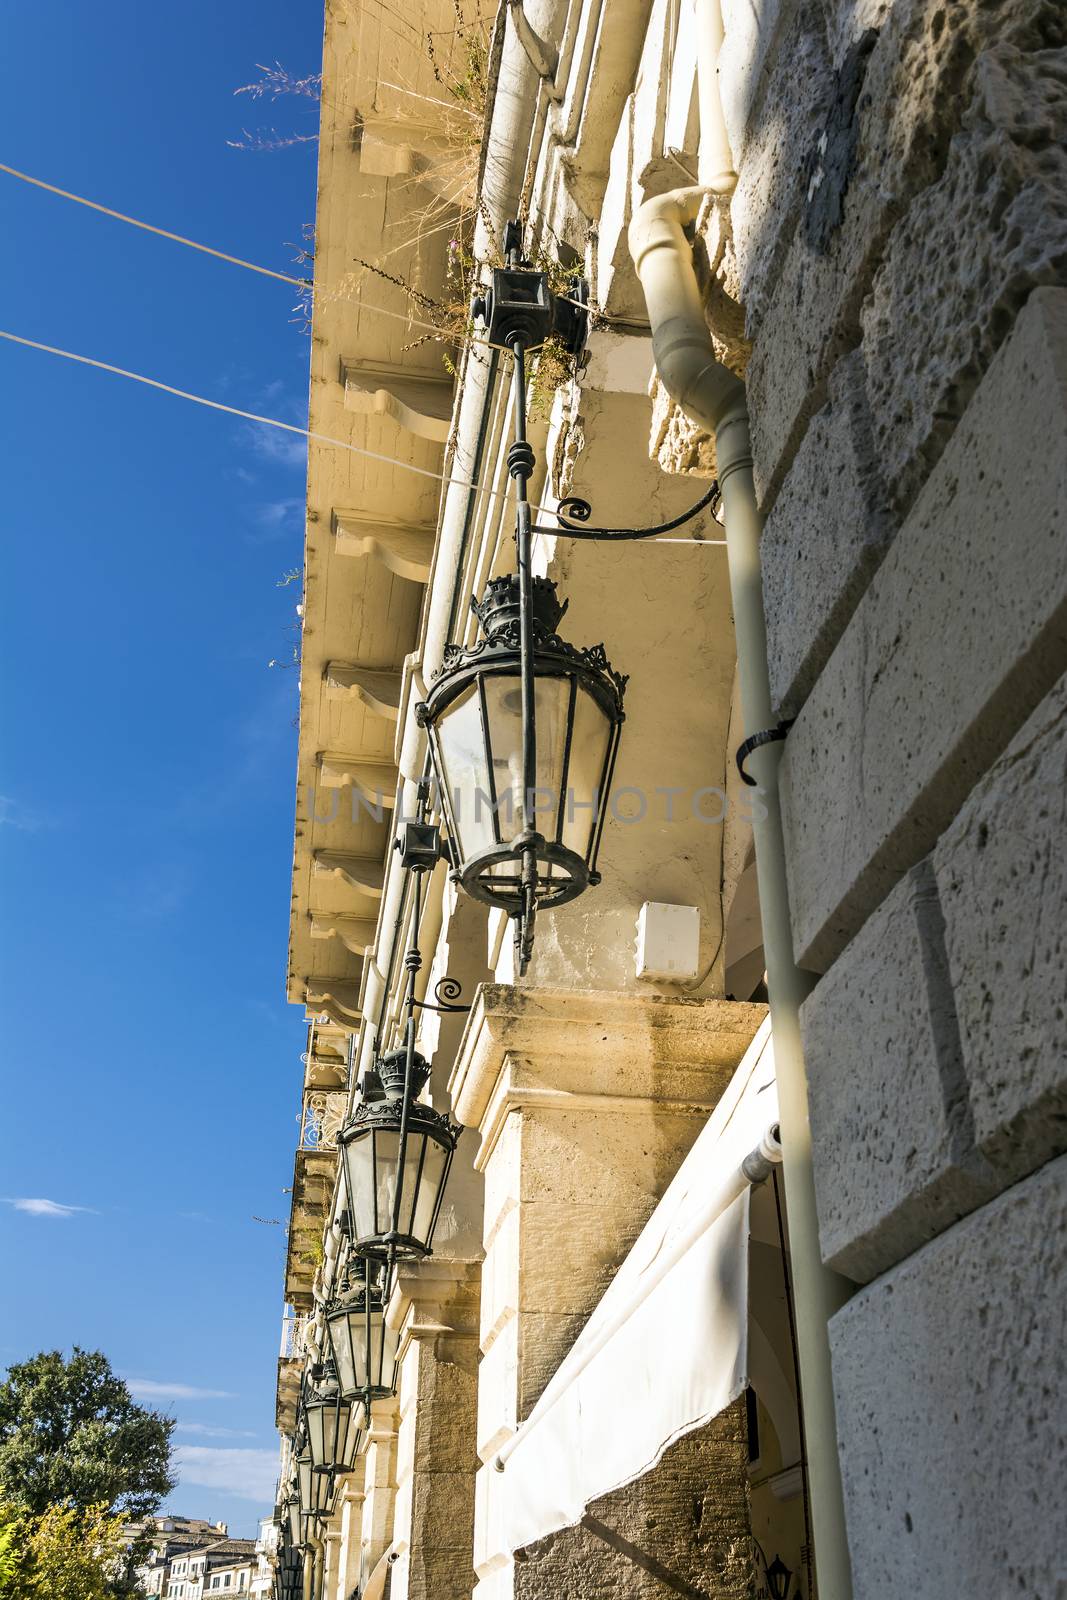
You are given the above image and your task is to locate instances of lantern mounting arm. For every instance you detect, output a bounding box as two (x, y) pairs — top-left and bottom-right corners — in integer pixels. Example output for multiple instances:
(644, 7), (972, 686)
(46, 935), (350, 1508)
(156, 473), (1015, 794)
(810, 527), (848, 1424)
(384, 864), (424, 1279)
(510, 334), (539, 977)
(532, 478), (721, 541)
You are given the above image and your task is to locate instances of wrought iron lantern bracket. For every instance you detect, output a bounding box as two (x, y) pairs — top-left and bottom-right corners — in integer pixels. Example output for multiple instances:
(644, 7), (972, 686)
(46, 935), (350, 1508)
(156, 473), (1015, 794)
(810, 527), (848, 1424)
(533, 476), (722, 542)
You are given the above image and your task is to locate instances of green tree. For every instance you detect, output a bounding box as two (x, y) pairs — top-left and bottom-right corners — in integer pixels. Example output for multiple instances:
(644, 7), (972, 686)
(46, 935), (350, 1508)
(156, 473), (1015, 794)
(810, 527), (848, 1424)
(29, 1503), (129, 1600)
(0, 1503), (32, 1599)
(0, 1349), (175, 1520)
(0, 1501), (129, 1600)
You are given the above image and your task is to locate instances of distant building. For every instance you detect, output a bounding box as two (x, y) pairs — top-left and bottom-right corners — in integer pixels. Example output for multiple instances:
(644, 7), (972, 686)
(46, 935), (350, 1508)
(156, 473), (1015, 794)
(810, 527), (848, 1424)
(133, 1518), (230, 1598)
(163, 1539), (258, 1600)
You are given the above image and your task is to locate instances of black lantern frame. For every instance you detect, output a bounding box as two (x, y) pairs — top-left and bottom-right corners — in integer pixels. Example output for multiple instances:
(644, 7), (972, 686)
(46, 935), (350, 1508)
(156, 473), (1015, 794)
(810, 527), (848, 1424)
(296, 1449), (340, 1521)
(285, 1494), (303, 1550)
(277, 1543), (303, 1600)
(339, 1040), (460, 1264)
(418, 571), (626, 929)
(301, 1370), (362, 1475)
(416, 222), (718, 973)
(338, 851), (461, 1270)
(325, 1260), (399, 1408)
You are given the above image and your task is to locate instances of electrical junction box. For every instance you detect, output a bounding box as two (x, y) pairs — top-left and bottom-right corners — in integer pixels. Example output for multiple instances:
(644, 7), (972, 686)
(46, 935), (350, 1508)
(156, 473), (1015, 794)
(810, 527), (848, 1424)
(635, 902), (700, 982)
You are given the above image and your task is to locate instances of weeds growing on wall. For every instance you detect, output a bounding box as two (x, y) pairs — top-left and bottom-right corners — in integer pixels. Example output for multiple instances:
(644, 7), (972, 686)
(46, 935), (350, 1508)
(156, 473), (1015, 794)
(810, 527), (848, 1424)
(227, 60), (322, 152)
(228, 5), (589, 413)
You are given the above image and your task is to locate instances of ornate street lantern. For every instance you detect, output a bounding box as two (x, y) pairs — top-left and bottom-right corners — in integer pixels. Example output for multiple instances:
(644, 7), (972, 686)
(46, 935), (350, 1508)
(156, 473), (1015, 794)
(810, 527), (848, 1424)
(417, 221), (616, 973)
(285, 1494), (303, 1550)
(417, 572), (626, 934)
(417, 220), (717, 972)
(325, 1262), (399, 1406)
(296, 1451), (339, 1520)
(338, 1043), (459, 1263)
(302, 1372), (362, 1474)
(277, 1545), (303, 1600)
(764, 1554), (795, 1600)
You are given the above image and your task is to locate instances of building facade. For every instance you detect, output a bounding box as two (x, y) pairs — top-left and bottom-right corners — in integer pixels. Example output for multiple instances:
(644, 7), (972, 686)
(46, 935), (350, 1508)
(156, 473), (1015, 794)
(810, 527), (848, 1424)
(162, 1539), (259, 1600)
(135, 1517), (231, 1598)
(265, 0), (1067, 1597)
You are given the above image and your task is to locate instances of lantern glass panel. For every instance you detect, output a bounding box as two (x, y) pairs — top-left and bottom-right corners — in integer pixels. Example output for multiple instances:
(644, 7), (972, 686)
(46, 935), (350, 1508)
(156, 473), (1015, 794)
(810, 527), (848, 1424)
(327, 1293), (399, 1399)
(560, 681), (614, 859)
(433, 684), (495, 859)
(343, 1124), (451, 1254)
(296, 1454), (312, 1513)
(310, 1468), (336, 1517)
(342, 1131), (378, 1245)
(305, 1391), (360, 1472)
(481, 673), (570, 841)
(286, 1498), (301, 1547)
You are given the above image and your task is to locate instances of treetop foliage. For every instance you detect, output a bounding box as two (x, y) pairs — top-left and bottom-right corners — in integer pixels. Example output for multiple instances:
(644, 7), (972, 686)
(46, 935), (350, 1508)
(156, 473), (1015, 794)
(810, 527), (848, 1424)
(0, 1347), (175, 1519)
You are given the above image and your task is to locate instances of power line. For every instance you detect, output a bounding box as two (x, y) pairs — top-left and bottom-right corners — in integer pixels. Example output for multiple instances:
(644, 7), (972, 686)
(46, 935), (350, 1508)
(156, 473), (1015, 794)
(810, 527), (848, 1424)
(0, 161), (306, 286)
(0, 328), (486, 491)
(0, 160), (468, 341)
(0, 326), (726, 543)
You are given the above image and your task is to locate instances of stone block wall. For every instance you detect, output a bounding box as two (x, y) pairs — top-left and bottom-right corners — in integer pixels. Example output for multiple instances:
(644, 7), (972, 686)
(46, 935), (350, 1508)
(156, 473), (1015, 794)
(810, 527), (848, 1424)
(725, 0), (1067, 1588)
(515, 1403), (752, 1600)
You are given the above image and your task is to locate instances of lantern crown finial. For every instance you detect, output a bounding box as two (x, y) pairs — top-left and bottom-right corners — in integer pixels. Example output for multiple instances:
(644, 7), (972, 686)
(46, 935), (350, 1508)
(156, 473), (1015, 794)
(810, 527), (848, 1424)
(471, 572), (567, 642)
(377, 1044), (431, 1099)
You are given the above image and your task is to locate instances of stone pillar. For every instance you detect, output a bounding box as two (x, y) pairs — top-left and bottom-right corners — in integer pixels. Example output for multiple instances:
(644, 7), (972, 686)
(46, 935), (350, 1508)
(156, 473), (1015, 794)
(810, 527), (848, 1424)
(359, 1401), (399, 1572)
(449, 985), (765, 1600)
(336, 1477), (366, 1600)
(388, 1260), (481, 1600)
(320, 1529), (342, 1600)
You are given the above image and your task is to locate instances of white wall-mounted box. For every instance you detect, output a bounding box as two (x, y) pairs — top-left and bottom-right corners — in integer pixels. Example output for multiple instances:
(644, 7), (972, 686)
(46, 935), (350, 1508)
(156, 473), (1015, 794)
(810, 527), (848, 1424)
(635, 902), (700, 982)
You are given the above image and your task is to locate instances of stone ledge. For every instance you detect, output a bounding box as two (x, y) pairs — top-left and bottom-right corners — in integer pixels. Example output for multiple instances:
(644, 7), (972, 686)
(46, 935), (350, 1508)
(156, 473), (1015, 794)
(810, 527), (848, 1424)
(449, 985), (766, 1161)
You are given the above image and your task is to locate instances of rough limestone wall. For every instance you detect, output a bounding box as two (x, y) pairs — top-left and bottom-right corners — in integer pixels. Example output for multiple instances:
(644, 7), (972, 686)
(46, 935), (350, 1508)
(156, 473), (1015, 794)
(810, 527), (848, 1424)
(712, 0), (1067, 1591)
(514, 1401), (752, 1600)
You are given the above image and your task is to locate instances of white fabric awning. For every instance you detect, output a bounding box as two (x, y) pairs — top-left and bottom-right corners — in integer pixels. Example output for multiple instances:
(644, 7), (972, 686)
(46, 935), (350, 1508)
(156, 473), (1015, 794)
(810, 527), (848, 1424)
(496, 1018), (778, 1553)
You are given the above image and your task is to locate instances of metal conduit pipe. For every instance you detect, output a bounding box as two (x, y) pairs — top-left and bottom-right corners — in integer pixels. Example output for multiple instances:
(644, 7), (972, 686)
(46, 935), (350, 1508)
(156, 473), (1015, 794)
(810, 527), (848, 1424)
(629, 186), (854, 1600)
(336, 0), (563, 1229)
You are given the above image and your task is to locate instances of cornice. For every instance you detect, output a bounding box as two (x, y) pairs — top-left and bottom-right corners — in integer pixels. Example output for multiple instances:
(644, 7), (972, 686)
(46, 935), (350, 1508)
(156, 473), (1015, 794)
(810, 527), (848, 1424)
(449, 985), (767, 1168)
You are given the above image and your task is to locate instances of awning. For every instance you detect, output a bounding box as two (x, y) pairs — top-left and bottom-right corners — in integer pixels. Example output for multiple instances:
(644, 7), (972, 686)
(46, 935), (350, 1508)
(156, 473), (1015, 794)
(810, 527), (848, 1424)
(494, 1018), (779, 1553)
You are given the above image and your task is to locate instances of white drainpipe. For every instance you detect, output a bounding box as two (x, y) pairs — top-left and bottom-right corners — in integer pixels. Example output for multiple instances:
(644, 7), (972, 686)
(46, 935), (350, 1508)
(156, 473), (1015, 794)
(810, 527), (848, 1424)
(629, 187), (854, 1600)
(694, 0), (737, 192)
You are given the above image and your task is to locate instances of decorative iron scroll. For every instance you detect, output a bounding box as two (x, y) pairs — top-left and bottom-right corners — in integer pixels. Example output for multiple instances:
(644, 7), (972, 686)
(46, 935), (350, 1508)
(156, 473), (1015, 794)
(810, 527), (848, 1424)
(411, 976), (472, 1015)
(536, 478), (722, 541)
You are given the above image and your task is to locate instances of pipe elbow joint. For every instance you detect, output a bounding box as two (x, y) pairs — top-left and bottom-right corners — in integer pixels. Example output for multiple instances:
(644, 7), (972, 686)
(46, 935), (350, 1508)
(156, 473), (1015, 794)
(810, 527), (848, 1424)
(629, 186), (747, 443)
(627, 187), (706, 273)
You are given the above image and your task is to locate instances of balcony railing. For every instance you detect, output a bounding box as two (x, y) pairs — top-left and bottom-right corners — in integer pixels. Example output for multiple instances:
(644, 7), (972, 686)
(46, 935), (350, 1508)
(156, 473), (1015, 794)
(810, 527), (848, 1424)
(279, 1308), (311, 1360)
(299, 1090), (347, 1151)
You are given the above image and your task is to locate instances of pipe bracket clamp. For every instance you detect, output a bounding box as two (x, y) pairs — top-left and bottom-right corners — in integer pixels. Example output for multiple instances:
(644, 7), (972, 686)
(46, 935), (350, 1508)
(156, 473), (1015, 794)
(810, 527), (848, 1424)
(736, 720), (795, 786)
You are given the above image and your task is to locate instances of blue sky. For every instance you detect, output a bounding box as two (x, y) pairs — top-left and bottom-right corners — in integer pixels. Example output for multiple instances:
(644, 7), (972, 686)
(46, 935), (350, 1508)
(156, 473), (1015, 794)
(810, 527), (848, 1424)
(0, 0), (323, 1537)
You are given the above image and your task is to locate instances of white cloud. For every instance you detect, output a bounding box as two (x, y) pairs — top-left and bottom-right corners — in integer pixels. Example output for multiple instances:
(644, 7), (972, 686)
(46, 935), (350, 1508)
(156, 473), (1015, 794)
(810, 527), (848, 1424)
(3, 1197), (96, 1218)
(0, 796), (47, 832)
(174, 1446), (279, 1503)
(127, 1380), (235, 1401)
(174, 1423), (258, 1440)
(243, 496), (305, 546)
(241, 420), (307, 470)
